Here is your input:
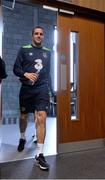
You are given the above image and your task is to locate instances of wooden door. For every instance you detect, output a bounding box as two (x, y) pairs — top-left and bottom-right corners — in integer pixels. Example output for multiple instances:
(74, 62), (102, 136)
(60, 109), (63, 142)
(57, 14), (105, 152)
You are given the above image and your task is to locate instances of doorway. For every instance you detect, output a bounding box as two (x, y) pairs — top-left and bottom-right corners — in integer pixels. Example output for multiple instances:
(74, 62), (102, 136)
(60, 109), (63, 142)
(0, 0), (57, 162)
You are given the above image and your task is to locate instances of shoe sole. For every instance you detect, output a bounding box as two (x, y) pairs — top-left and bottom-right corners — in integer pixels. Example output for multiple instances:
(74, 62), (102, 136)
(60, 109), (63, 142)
(35, 159), (49, 170)
(33, 140), (37, 144)
(18, 149), (24, 152)
(32, 136), (37, 144)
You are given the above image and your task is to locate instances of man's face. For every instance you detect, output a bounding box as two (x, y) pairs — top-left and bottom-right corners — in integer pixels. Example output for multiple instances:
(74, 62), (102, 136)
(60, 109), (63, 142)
(32, 28), (44, 46)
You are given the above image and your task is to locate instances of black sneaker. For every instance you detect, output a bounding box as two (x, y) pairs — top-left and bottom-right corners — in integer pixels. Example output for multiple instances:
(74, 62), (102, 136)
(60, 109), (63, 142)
(17, 138), (26, 152)
(32, 135), (37, 144)
(35, 154), (49, 170)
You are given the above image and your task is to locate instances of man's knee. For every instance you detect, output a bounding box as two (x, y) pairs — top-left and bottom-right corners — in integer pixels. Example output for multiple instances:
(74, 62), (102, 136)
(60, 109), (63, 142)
(36, 111), (46, 123)
(20, 113), (27, 121)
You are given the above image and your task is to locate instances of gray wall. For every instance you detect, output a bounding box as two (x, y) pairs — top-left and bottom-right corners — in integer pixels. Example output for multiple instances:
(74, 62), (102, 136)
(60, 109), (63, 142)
(2, 0), (57, 122)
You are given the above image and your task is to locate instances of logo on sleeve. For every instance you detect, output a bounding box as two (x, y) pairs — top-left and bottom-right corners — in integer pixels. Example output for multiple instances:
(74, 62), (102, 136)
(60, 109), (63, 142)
(29, 52), (33, 56)
(43, 52), (47, 58)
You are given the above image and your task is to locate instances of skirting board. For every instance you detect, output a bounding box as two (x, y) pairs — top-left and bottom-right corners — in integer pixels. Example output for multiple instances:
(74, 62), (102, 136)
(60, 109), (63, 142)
(58, 138), (105, 153)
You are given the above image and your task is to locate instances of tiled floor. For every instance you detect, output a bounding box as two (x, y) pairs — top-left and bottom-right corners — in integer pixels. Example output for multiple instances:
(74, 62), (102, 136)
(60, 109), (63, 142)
(0, 117), (57, 163)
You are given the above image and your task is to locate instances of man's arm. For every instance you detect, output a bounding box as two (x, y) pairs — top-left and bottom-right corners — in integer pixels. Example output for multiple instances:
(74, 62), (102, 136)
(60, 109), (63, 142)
(13, 48), (25, 78)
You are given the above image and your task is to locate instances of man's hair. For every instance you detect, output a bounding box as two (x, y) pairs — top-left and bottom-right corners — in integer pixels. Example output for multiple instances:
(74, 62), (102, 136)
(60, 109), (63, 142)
(32, 26), (44, 35)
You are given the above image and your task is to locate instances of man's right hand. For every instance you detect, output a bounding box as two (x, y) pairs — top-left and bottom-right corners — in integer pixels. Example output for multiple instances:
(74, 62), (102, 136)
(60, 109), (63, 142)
(24, 72), (38, 83)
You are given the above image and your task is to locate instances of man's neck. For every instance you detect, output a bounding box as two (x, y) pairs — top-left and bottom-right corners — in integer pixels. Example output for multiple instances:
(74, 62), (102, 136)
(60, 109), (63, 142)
(32, 42), (42, 48)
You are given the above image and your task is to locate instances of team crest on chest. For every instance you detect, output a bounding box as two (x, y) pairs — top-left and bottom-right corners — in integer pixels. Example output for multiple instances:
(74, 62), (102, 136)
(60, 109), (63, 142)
(43, 52), (47, 58)
(34, 59), (43, 71)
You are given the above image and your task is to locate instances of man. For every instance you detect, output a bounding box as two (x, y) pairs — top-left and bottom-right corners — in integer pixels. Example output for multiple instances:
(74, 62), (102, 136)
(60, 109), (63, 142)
(0, 57), (8, 82)
(13, 26), (52, 170)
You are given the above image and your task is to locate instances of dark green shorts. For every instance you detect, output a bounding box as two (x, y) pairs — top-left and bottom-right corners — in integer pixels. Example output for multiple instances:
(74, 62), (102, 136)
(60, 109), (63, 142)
(19, 85), (49, 113)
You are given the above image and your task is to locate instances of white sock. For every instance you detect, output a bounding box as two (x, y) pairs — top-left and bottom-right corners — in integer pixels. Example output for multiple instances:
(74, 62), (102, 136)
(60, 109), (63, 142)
(36, 143), (44, 156)
(20, 133), (26, 140)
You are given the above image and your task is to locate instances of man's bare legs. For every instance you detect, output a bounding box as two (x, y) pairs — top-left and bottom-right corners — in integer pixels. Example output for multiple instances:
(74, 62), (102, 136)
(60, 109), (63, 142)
(17, 113), (28, 152)
(35, 111), (49, 170)
(19, 113), (28, 135)
(32, 112), (37, 143)
(35, 111), (46, 154)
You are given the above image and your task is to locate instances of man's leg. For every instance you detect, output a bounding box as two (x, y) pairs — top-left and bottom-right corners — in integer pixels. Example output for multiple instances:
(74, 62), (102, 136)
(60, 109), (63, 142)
(35, 111), (49, 170)
(35, 111), (46, 144)
(18, 113), (28, 152)
(33, 87), (50, 170)
(32, 112), (37, 143)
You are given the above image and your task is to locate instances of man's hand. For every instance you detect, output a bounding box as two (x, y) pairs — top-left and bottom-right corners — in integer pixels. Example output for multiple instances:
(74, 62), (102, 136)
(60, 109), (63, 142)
(24, 72), (38, 83)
